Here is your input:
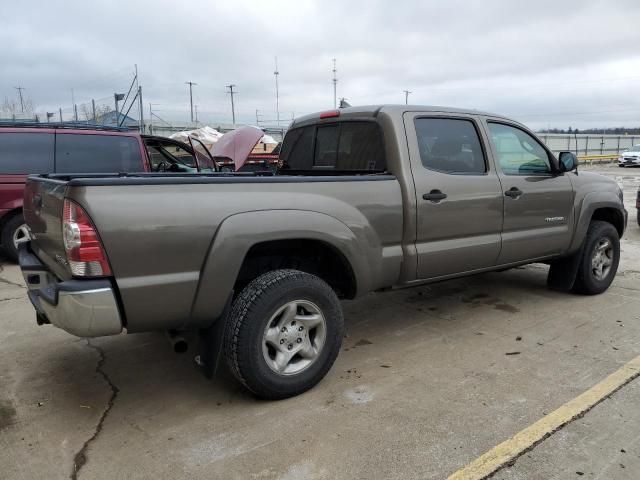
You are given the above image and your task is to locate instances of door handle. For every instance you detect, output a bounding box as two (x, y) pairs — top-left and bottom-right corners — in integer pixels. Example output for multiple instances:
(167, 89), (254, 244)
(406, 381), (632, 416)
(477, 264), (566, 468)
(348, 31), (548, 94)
(504, 187), (523, 199)
(422, 190), (447, 202)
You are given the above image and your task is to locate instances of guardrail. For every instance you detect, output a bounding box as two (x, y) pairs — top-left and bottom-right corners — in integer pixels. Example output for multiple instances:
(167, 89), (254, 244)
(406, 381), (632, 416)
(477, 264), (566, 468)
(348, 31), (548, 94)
(578, 154), (619, 165)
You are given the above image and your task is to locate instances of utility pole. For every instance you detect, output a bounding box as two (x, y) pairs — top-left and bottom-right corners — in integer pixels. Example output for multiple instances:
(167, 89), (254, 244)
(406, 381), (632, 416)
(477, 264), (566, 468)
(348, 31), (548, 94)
(195, 104), (199, 123)
(59, 108), (63, 122)
(185, 81), (197, 123)
(226, 84), (237, 127)
(332, 58), (337, 109)
(91, 99), (96, 122)
(274, 57), (280, 126)
(14, 86), (25, 112)
(403, 90), (411, 105)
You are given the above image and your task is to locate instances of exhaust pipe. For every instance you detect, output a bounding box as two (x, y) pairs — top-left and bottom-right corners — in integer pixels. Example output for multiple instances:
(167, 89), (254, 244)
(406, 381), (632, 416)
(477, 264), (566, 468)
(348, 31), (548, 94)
(166, 330), (188, 354)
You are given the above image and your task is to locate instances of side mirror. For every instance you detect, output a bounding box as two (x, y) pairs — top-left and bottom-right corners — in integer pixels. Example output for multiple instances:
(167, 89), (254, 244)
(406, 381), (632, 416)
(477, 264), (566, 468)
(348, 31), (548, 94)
(558, 151), (578, 172)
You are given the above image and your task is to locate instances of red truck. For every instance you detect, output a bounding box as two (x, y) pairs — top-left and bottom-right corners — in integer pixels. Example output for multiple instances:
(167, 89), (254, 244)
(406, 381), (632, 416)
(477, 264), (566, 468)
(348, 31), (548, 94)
(0, 123), (215, 261)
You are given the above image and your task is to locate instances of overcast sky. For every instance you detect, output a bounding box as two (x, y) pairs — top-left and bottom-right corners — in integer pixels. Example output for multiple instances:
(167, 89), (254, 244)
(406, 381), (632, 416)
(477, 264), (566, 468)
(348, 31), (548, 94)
(2, 0), (640, 129)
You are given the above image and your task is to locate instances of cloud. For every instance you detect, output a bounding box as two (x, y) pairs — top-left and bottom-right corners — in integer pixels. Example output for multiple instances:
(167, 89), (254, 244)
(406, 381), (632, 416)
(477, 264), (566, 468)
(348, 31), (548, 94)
(1, 0), (639, 129)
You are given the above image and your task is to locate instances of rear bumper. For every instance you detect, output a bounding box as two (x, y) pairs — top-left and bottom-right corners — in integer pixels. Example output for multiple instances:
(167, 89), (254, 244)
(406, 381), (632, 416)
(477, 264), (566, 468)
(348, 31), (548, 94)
(19, 243), (123, 337)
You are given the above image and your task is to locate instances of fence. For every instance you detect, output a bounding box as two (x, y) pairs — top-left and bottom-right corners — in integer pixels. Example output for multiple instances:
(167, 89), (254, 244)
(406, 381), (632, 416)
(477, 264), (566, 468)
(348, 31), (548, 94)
(539, 133), (638, 157)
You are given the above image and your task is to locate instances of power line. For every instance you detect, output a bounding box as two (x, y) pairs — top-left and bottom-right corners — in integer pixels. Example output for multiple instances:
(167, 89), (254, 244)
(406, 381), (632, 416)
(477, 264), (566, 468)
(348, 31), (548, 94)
(226, 84), (237, 126)
(185, 81), (197, 123)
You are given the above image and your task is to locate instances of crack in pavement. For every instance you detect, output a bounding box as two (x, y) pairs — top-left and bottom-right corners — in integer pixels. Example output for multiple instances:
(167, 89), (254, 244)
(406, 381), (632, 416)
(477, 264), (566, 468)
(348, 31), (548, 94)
(0, 276), (26, 289)
(70, 340), (119, 480)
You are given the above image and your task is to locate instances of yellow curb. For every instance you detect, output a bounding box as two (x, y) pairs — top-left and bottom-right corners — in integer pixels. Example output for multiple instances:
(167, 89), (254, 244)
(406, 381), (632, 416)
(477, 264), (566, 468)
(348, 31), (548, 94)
(447, 355), (640, 480)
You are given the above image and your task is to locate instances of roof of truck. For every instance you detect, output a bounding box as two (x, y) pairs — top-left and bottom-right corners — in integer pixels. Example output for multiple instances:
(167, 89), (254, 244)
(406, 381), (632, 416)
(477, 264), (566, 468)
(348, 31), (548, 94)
(291, 104), (515, 128)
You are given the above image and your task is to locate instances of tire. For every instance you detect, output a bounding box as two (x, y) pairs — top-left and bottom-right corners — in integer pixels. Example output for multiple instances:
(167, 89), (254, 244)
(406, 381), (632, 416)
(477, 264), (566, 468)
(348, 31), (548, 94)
(1, 214), (29, 262)
(618, 164), (625, 168)
(572, 220), (620, 295)
(637, 209), (639, 228)
(224, 269), (344, 400)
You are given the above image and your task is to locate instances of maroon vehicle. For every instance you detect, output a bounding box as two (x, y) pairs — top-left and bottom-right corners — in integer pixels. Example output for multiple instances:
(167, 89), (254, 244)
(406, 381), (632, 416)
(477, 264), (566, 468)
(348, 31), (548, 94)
(0, 123), (215, 261)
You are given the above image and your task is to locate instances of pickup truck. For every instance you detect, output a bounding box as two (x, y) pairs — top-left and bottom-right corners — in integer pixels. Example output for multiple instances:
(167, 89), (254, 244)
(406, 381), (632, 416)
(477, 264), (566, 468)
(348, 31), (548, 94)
(19, 105), (628, 399)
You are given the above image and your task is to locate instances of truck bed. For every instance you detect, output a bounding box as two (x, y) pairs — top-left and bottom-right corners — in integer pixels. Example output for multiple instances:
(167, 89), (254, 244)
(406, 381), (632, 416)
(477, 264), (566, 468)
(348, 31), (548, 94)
(23, 172), (405, 333)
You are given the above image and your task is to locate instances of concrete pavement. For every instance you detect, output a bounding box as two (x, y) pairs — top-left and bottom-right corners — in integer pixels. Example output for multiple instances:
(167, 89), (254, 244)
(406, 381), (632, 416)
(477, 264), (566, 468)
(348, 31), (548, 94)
(1, 165), (639, 480)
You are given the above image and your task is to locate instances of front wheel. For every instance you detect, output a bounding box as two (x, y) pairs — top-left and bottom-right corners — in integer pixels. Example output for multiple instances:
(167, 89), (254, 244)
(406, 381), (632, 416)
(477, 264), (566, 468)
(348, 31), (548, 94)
(572, 220), (620, 295)
(224, 269), (344, 399)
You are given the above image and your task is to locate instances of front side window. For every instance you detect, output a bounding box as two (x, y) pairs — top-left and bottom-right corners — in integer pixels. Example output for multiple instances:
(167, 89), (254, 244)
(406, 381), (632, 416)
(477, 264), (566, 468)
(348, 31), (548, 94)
(487, 123), (551, 175)
(56, 134), (144, 173)
(0, 132), (54, 174)
(414, 118), (486, 174)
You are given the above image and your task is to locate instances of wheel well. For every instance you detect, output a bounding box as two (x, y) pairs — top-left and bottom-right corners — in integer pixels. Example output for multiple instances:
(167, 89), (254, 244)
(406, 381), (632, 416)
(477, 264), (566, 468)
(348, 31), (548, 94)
(591, 208), (624, 237)
(234, 239), (357, 299)
(0, 208), (23, 239)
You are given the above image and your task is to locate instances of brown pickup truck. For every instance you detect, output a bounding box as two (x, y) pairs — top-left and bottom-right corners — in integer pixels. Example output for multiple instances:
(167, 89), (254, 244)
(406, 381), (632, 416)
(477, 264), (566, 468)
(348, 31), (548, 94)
(19, 105), (627, 399)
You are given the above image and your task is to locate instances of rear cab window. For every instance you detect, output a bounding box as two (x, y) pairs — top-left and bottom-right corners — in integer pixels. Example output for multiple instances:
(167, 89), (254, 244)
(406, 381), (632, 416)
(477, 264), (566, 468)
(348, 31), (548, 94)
(0, 132), (54, 174)
(55, 134), (144, 173)
(280, 121), (386, 173)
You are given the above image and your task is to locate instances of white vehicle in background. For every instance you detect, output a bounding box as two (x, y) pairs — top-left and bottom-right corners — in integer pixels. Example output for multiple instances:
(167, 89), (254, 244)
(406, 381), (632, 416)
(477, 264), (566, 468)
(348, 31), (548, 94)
(618, 144), (640, 167)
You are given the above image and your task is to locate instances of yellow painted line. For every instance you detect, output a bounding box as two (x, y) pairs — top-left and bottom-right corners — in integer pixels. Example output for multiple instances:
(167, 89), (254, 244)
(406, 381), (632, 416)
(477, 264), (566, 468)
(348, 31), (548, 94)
(447, 355), (640, 480)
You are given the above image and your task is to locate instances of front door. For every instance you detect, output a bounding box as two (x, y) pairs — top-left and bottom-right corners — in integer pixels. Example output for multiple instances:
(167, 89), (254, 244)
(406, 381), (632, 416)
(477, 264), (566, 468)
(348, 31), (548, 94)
(483, 120), (574, 264)
(404, 113), (504, 279)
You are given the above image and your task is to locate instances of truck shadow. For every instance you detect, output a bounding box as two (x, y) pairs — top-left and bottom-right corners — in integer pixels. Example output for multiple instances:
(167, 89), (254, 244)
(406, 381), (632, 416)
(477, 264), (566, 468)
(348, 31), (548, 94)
(44, 265), (555, 405)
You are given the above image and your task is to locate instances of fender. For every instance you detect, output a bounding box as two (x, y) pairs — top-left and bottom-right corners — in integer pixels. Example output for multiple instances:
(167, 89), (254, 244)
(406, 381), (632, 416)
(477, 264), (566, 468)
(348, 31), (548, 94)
(549, 191), (625, 292)
(567, 191), (625, 254)
(190, 209), (389, 325)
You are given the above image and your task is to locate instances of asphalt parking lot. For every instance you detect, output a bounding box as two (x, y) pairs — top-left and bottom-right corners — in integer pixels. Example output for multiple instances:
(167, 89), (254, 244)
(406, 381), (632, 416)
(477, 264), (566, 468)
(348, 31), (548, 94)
(1, 164), (639, 480)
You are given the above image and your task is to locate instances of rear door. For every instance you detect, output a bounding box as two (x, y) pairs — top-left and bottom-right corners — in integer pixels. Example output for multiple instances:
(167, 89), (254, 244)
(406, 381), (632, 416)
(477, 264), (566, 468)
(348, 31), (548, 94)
(483, 120), (574, 264)
(404, 113), (504, 279)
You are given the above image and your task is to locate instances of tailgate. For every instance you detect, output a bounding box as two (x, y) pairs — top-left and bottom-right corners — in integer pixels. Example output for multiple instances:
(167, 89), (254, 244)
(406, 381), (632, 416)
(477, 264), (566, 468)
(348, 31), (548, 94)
(23, 176), (72, 280)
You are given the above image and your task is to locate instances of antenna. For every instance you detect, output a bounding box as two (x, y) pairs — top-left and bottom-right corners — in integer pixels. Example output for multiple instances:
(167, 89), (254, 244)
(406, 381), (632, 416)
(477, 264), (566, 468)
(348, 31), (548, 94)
(274, 57), (280, 127)
(226, 84), (237, 127)
(14, 86), (25, 112)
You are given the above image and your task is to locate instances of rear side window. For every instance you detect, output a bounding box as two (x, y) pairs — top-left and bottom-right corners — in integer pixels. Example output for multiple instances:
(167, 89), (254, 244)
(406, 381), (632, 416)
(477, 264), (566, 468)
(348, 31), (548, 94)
(414, 118), (486, 174)
(0, 132), (54, 174)
(281, 122), (385, 172)
(55, 134), (144, 173)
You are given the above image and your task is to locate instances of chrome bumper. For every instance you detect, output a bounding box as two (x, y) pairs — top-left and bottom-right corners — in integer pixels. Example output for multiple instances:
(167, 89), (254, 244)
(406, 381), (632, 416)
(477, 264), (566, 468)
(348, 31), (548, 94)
(19, 244), (123, 337)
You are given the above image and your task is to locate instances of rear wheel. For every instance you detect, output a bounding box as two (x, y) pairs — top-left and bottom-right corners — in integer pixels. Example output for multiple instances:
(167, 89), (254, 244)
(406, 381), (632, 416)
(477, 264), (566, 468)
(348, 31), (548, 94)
(572, 220), (620, 295)
(224, 269), (343, 399)
(1, 214), (29, 262)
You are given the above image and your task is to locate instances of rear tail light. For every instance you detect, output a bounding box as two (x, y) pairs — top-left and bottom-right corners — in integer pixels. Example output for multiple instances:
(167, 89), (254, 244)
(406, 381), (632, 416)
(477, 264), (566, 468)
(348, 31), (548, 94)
(63, 199), (112, 277)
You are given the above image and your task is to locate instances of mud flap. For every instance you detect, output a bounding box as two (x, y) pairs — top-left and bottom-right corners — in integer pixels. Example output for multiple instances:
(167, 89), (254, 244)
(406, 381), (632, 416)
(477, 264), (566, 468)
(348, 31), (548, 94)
(197, 293), (233, 379)
(547, 245), (584, 292)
